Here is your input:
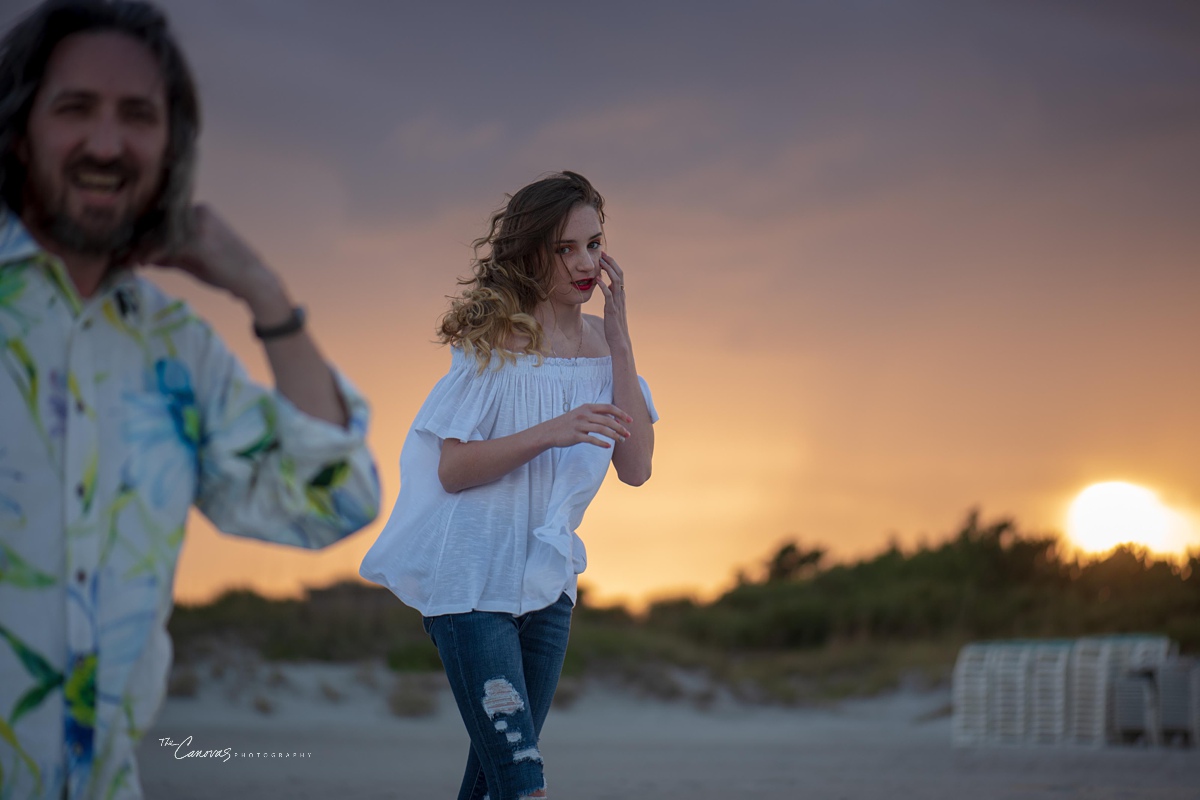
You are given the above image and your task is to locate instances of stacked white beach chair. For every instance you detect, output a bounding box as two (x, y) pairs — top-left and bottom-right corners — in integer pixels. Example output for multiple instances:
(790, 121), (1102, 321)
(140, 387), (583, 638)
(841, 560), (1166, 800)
(1151, 657), (1199, 745)
(952, 635), (1186, 748)
(1067, 636), (1117, 746)
(1112, 671), (1158, 744)
(950, 643), (991, 747)
(1070, 635), (1172, 746)
(989, 643), (1033, 744)
(1192, 667), (1200, 746)
(1027, 641), (1072, 744)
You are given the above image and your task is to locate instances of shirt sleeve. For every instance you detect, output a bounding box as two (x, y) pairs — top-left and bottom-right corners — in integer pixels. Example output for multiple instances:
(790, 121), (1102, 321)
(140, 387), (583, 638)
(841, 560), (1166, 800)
(638, 374), (660, 424)
(410, 351), (504, 443)
(189, 321), (381, 548)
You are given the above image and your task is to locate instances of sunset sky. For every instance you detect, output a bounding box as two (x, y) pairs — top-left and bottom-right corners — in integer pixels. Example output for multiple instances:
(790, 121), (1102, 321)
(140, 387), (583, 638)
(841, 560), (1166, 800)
(6, 1), (1198, 607)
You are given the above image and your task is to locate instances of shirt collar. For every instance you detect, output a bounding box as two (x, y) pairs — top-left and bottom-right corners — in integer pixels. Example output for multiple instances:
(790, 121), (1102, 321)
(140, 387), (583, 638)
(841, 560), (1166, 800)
(0, 206), (42, 267)
(0, 205), (142, 311)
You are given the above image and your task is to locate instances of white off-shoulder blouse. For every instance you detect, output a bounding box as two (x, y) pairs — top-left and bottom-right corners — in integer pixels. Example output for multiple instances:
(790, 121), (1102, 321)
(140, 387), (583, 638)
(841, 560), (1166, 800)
(360, 346), (658, 616)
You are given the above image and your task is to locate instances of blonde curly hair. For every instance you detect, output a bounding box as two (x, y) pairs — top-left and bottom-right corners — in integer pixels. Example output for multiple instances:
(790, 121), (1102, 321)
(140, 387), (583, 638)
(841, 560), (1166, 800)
(439, 171), (605, 369)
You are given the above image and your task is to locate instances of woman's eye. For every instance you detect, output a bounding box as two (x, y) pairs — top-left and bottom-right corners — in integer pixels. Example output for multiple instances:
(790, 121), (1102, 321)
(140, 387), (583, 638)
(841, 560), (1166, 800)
(587, 241), (601, 250)
(557, 246), (571, 255)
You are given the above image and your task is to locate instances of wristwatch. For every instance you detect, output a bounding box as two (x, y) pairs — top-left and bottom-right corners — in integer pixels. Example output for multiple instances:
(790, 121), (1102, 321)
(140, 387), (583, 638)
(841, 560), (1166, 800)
(252, 306), (306, 340)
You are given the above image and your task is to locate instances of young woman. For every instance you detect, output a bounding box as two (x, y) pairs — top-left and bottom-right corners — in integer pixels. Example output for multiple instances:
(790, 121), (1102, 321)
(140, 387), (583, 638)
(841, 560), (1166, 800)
(360, 171), (657, 799)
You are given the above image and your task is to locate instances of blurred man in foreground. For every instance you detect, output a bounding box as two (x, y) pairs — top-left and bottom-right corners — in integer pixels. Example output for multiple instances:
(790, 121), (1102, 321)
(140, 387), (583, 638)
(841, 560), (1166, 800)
(0, 2), (380, 797)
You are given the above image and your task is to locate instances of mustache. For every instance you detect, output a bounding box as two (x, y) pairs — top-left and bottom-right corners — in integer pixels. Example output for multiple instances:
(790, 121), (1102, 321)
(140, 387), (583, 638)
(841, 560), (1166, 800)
(66, 156), (138, 182)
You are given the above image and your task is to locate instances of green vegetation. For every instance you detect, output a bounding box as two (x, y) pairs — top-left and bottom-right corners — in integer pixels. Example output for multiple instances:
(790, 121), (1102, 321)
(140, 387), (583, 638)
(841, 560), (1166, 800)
(646, 509), (1200, 652)
(167, 509), (1200, 703)
(168, 582), (428, 664)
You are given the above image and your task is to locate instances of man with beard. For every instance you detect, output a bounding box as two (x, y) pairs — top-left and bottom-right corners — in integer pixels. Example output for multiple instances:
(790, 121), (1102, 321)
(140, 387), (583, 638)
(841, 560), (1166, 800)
(0, 2), (381, 798)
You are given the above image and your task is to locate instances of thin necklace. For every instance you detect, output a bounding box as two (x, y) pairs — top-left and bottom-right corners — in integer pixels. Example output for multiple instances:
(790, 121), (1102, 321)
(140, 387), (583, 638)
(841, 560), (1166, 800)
(549, 305), (583, 412)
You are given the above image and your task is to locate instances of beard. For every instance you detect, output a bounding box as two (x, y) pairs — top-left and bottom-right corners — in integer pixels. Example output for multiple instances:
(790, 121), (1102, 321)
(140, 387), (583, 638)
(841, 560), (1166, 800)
(35, 205), (140, 257)
(23, 156), (153, 258)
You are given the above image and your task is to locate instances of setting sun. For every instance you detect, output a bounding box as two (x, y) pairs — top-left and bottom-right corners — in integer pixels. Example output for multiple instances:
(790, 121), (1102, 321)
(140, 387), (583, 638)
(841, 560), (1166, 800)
(1066, 482), (1192, 556)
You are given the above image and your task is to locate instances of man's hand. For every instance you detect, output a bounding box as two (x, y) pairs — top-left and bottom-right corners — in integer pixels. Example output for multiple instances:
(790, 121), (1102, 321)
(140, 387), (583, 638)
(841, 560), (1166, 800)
(145, 204), (346, 426)
(148, 204), (292, 324)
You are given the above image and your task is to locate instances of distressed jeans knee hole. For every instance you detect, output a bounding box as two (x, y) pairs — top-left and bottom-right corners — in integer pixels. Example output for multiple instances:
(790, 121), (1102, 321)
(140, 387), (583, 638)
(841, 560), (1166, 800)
(481, 677), (526, 719)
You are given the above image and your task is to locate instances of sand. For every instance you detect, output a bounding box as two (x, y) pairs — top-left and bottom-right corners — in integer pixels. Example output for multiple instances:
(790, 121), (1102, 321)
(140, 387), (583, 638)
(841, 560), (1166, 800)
(137, 661), (1200, 799)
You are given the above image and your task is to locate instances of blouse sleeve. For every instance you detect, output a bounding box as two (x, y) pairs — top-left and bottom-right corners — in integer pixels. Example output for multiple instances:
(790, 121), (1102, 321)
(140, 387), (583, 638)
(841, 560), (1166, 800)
(188, 319), (381, 548)
(410, 351), (503, 443)
(638, 374), (660, 424)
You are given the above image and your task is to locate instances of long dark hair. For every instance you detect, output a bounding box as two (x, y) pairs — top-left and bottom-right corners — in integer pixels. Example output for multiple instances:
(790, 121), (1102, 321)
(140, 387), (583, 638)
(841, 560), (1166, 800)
(439, 171), (606, 369)
(0, 0), (200, 260)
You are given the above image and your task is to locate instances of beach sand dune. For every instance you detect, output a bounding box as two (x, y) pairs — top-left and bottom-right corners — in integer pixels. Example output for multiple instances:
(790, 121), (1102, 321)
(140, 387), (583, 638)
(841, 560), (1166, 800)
(138, 662), (1200, 799)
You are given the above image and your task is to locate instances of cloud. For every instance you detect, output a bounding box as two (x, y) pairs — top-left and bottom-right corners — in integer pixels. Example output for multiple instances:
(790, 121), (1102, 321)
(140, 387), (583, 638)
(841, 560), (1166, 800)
(388, 114), (506, 163)
(106, 1), (1189, 233)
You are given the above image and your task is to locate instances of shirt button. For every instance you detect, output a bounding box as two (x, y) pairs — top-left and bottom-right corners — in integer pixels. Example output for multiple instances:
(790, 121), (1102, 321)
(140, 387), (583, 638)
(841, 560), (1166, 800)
(82, 319), (93, 330)
(76, 483), (85, 498)
(75, 400), (86, 414)
(76, 570), (87, 584)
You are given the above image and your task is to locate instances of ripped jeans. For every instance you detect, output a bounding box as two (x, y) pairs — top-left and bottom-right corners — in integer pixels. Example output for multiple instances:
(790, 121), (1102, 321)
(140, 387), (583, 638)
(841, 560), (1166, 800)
(422, 593), (573, 800)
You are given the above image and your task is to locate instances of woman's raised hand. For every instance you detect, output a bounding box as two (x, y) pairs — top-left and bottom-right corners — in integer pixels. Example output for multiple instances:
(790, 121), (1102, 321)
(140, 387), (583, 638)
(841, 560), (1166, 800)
(541, 403), (633, 449)
(597, 252), (631, 353)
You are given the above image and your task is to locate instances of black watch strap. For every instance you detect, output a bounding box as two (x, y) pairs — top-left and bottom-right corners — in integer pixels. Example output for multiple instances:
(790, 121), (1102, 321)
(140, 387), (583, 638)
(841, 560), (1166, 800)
(253, 306), (306, 340)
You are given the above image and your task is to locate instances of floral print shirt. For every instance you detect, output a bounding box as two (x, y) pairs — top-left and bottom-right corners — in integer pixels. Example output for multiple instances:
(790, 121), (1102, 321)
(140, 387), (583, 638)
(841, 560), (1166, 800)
(0, 210), (380, 800)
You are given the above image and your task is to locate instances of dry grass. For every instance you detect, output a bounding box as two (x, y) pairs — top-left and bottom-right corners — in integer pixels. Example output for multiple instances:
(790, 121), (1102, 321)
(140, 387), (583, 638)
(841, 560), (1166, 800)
(552, 676), (584, 709)
(166, 666), (199, 698)
(387, 675), (438, 717)
(169, 629), (961, 715)
(319, 680), (344, 703)
(560, 634), (961, 706)
(266, 666), (290, 689)
(714, 638), (962, 705)
(353, 660), (381, 690)
(196, 646), (264, 703)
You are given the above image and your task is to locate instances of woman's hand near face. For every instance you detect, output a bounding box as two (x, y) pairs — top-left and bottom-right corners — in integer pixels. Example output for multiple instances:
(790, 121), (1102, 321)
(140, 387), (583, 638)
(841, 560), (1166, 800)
(596, 250), (655, 486)
(597, 252), (631, 354)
